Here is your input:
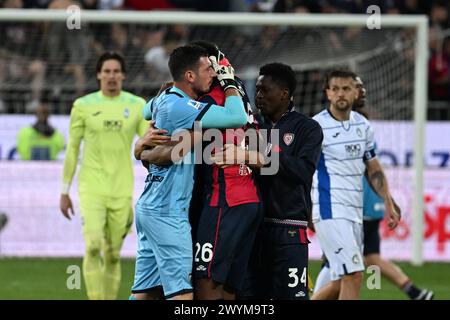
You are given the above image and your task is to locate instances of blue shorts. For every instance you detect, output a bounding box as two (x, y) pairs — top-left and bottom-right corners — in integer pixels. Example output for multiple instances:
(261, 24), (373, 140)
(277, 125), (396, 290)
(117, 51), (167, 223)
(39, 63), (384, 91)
(131, 206), (193, 299)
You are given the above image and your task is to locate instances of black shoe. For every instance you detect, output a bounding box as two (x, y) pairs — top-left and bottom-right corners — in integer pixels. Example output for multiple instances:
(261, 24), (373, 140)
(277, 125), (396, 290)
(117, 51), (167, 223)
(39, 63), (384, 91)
(414, 289), (434, 300)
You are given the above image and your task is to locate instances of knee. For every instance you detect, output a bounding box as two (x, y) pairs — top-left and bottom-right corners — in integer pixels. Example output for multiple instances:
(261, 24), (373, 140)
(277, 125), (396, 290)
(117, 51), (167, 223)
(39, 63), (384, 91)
(104, 247), (120, 265)
(364, 254), (381, 268)
(85, 239), (102, 258)
(342, 271), (363, 285)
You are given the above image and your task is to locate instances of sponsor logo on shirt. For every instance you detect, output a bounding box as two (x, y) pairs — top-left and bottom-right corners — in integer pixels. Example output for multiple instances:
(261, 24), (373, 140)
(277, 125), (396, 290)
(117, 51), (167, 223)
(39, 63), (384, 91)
(103, 120), (123, 131)
(345, 144), (361, 157)
(187, 100), (203, 110)
(239, 163), (251, 176)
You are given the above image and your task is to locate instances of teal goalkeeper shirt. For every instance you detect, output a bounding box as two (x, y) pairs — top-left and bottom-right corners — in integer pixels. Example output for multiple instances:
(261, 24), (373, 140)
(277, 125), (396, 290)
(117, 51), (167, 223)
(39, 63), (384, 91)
(136, 86), (246, 216)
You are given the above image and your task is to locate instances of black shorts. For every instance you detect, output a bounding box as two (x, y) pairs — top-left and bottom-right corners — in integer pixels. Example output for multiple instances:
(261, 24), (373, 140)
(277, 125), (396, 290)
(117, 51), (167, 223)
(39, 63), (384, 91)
(363, 219), (381, 255)
(239, 221), (310, 300)
(194, 202), (263, 291)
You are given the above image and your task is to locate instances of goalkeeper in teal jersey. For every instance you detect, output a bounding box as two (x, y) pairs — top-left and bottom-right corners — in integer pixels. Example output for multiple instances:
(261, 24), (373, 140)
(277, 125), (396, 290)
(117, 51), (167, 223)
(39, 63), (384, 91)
(130, 45), (247, 300)
(60, 52), (148, 300)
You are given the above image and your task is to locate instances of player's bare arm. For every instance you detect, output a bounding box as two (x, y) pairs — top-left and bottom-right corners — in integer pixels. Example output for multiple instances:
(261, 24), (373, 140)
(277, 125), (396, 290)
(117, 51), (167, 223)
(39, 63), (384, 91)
(60, 194), (75, 220)
(60, 103), (83, 221)
(140, 146), (173, 166)
(211, 127), (268, 168)
(365, 158), (400, 229)
(211, 144), (268, 169)
(140, 129), (202, 165)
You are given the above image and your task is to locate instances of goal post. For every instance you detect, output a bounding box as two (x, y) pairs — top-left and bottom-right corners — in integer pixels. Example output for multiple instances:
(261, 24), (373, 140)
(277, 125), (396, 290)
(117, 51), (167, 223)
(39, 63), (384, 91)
(0, 10), (428, 264)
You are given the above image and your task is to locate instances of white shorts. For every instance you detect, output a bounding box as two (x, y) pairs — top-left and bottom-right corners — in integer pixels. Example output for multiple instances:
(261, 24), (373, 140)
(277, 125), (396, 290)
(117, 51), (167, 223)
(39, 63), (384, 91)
(314, 219), (364, 281)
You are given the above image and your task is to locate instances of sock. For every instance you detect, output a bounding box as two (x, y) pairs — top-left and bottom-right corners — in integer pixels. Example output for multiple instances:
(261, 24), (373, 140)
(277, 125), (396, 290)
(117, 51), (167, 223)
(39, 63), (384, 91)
(103, 248), (121, 300)
(402, 280), (422, 299)
(83, 252), (104, 300)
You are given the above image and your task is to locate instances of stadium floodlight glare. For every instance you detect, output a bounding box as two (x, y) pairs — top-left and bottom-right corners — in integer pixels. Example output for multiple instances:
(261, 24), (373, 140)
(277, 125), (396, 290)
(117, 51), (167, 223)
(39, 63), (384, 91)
(0, 10), (427, 265)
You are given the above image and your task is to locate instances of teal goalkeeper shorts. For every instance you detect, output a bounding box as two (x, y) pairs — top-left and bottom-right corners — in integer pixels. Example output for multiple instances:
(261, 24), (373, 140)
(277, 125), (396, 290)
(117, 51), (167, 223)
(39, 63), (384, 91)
(131, 205), (193, 299)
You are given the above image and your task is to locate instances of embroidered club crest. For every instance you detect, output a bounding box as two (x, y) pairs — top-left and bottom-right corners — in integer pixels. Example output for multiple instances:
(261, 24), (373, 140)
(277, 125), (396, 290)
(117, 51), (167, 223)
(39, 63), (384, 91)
(356, 128), (362, 137)
(283, 133), (295, 146)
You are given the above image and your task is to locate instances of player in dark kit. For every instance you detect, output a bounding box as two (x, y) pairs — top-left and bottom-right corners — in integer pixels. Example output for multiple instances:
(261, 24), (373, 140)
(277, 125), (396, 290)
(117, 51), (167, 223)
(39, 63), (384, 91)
(234, 63), (323, 300)
(189, 41), (265, 300)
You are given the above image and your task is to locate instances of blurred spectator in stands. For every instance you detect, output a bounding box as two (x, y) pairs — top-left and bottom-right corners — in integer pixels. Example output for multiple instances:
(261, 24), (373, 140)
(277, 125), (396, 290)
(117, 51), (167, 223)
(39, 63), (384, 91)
(97, 0), (123, 9)
(16, 103), (65, 160)
(0, 0), (47, 113)
(397, 0), (427, 14)
(45, 0), (89, 100)
(318, 0), (339, 13)
(273, 0), (320, 13)
(170, 0), (229, 11)
(124, 0), (176, 10)
(429, 1), (449, 31)
(386, 1), (401, 14)
(23, 0), (52, 7)
(429, 30), (450, 101)
(80, 0), (98, 9)
(21, 0), (98, 8)
(107, 24), (146, 81)
(92, 23), (142, 58)
(327, 26), (364, 57)
(227, 0), (274, 49)
(144, 28), (185, 80)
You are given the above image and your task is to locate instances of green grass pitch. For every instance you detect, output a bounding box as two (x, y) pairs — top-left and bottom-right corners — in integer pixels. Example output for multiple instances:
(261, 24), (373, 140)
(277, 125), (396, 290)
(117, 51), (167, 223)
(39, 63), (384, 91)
(0, 258), (449, 300)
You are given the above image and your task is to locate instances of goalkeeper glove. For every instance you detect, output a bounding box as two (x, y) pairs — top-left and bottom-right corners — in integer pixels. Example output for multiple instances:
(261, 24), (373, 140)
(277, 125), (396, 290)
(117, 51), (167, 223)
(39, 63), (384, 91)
(209, 55), (238, 92)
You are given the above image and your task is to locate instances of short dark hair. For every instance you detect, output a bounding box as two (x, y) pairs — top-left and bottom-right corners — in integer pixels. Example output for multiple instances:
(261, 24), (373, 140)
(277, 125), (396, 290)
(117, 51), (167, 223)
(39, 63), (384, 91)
(169, 45), (209, 81)
(323, 69), (357, 90)
(259, 62), (297, 97)
(96, 51), (126, 74)
(189, 40), (220, 57)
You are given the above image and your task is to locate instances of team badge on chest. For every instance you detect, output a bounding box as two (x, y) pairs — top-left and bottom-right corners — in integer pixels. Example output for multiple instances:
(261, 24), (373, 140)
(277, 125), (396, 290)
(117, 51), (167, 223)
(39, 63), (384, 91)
(356, 128), (362, 137)
(283, 133), (295, 146)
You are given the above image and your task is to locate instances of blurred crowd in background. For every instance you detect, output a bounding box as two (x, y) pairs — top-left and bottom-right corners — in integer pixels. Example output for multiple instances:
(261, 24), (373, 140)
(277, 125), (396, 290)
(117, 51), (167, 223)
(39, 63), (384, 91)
(0, 0), (449, 120)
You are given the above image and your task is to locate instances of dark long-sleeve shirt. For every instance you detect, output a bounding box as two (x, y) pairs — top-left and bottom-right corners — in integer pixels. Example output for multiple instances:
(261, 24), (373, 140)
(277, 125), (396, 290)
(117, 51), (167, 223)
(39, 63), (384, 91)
(258, 108), (323, 221)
